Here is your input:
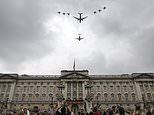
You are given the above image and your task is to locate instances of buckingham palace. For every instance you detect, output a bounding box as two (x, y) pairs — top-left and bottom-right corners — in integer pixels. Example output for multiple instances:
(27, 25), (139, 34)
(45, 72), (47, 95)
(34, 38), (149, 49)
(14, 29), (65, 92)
(0, 70), (154, 113)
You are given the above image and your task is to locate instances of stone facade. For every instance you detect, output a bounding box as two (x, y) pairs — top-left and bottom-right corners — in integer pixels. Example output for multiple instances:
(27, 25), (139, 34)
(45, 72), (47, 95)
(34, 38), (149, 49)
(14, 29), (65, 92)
(0, 70), (154, 113)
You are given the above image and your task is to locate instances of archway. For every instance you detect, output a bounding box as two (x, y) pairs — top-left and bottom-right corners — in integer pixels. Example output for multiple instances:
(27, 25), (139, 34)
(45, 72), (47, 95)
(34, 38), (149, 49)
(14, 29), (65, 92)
(71, 104), (79, 115)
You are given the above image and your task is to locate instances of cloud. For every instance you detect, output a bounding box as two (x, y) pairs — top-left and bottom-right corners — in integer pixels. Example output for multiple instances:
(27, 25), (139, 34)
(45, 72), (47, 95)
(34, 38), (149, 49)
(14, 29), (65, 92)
(0, 0), (154, 74)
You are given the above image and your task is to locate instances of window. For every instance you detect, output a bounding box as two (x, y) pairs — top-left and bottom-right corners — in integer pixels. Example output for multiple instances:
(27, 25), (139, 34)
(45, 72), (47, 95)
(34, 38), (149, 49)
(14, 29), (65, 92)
(67, 82), (71, 98)
(123, 85), (127, 91)
(29, 94), (32, 101)
(111, 93), (114, 101)
(147, 93), (151, 100)
(131, 93), (135, 101)
(140, 85), (144, 92)
(110, 86), (113, 92)
(96, 93), (101, 101)
(142, 94), (145, 101)
(49, 94), (53, 101)
(124, 93), (128, 101)
(78, 82), (83, 98)
(97, 86), (100, 91)
(7, 84), (11, 92)
(42, 94), (46, 101)
(36, 86), (40, 92)
(104, 86), (107, 91)
(35, 94), (39, 101)
(1, 94), (4, 99)
(24, 86), (26, 92)
(104, 93), (108, 101)
(117, 86), (120, 91)
(15, 94), (19, 101)
(2, 85), (6, 92)
(153, 94), (154, 99)
(145, 85), (149, 90)
(22, 94), (26, 101)
(73, 82), (77, 98)
(118, 93), (122, 101)
(130, 86), (134, 91)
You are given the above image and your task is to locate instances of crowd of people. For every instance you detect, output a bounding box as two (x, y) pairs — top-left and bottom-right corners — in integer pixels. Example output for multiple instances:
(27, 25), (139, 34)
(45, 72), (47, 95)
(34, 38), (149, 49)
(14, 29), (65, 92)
(1, 105), (154, 115)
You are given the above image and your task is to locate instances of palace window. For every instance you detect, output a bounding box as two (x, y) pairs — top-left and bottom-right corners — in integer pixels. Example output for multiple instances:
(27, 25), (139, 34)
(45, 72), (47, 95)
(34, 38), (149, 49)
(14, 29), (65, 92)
(123, 85), (127, 91)
(78, 82), (83, 98)
(117, 86), (120, 91)
(104, 93), (107, 101)
(29, 94), (32, 101)
(2, 85), (6, 92)
(130, 86), (134, 91)
(147, 93), (151, 100)
(73, 82), (77, 98)
(110, 86), (113, 92)
(49, 94), (53, 101)
(67, 82), (71, 98)
(145, 85), (149, 91)
(15, 94), (19, 101)
(124, 93), (128, 101)
(35, 94), (39, 101)
(118, 93), (122, 101)
(140, 85), (144, 92)
(111, 93), (114, 101)
(22, 94), (26, 101)
(104, 86), (107, 91)
(131, 93), (136, 101)
(36, 86), (40, 92)
(1, 94), (4, 99)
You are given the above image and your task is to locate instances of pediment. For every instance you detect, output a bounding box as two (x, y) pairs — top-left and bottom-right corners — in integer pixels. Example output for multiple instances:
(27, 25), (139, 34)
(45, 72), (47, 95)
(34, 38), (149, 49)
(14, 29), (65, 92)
(60, 72), (90, 79)
(132, 73), (154, 79)
(0, 73), (18, 79)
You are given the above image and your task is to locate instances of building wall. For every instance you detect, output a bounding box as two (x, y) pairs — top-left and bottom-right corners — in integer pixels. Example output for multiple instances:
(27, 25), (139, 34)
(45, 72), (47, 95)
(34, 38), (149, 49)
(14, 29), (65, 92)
(0, 71), (154, 112)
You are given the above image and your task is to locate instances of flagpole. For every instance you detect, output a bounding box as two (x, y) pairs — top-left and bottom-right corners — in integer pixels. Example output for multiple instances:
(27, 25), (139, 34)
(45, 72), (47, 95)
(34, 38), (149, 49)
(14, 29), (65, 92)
(73, 59), (75, 72)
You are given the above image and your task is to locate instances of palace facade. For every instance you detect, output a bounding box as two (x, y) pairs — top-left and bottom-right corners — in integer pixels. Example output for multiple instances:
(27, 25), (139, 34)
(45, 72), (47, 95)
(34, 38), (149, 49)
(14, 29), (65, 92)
(0, 70), (154, 113)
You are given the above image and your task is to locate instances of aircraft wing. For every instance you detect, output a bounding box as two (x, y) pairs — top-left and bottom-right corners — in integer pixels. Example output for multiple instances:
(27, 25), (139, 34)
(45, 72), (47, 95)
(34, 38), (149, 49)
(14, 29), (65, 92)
(73, 16), (79, 20)
(75, 38), (79, 40)
(81, 16), (88, 20)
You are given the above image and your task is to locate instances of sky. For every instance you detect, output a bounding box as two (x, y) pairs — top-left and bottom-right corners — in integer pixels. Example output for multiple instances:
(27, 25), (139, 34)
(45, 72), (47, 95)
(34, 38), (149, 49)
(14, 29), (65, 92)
(0, 0), (154, 75)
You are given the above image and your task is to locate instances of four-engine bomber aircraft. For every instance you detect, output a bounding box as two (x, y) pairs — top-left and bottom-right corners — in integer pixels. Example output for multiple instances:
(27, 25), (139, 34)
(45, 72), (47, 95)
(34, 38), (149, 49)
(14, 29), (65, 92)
(75, 34), (84, 41)
(73, 13), (88, 23)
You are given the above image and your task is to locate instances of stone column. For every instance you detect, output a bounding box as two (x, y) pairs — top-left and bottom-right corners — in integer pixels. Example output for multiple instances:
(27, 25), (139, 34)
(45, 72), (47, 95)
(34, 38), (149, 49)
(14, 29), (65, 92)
(64, 82), (67, 100)
(9, 82), (16, 101)
(77, 82), (79, 99)
(71, 82), (73, 99)
(8, 81), (16, 109)
(134, 80), (142, 102)
(82, 82), (86, 99)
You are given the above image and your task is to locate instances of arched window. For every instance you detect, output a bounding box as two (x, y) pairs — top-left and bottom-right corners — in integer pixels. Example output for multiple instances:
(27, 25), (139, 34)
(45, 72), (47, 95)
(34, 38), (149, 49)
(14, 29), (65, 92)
(104, 93), (108, 101)
(111, 93), (114, 101)
(15, 94), (19, 101)
(22, 94), (26, 101)
(29, 94), (32, 101)
(42, 94), (46, 101)
(131, 93), (135, 101)
(124, 93), (128, 101)
(147, 93), (151, 100)
(98, 93), (101, 101)
(35, 94), (39, 101)
(118, 93), (122, 101)
(49, 94), (53, 101)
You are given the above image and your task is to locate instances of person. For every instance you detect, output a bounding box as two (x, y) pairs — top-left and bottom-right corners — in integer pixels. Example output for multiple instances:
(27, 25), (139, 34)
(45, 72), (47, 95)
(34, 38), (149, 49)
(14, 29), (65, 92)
(89, 108), (93, 115)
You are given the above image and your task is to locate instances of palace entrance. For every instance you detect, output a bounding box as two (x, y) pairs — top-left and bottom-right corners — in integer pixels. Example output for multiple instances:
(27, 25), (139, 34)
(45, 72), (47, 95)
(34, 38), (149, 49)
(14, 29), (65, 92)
(71, 104), (79, 115)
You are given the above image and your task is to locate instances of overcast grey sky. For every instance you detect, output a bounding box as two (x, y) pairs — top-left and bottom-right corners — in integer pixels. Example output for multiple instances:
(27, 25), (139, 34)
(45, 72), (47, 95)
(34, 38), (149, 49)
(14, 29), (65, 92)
(0, 0), (154, 75)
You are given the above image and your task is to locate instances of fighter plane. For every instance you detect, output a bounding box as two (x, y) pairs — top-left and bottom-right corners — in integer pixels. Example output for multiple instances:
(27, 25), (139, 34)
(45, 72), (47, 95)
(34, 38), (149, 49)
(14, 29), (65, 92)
(73, 13), (88, 23)
(75, 34), (84, 41)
